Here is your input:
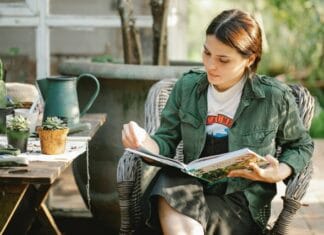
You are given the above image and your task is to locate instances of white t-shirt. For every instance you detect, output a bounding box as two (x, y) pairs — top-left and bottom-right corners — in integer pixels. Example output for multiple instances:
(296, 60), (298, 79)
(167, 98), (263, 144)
(206, 78), (246, 139)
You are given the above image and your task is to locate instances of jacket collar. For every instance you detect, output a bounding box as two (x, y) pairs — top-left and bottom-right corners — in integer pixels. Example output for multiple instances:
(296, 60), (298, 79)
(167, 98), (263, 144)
(196, 72), (265, 100)
(241, 75), (265, 100)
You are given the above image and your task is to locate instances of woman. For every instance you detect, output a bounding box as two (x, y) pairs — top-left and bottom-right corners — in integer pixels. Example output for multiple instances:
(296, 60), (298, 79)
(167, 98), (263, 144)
(122, 9), (313, 235)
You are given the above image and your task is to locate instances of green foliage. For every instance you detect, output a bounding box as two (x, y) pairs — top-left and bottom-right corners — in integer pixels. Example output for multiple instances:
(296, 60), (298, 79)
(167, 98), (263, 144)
(42, 117), (67, 130)
(6, 115), (30, 132)
(310, 110), (324, 138)
(310, 100), (324, 137)
(91, 55), (114, 63)
(263, 0), (323, 84)
(8, 47), (20, 56)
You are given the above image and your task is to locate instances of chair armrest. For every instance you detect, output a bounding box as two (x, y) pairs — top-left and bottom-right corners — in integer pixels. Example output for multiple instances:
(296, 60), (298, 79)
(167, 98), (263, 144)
(117, 151), (160, 234)
(269, 161), (313, 235)
(117, 151), (143, 234)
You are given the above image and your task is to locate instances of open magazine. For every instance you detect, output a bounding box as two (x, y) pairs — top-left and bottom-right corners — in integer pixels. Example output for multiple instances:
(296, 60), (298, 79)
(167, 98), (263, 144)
(126, 147), (269, 183)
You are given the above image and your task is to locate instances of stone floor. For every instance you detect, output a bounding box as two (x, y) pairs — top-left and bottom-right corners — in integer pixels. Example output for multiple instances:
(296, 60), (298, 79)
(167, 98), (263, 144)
(49, 139), (324, 235)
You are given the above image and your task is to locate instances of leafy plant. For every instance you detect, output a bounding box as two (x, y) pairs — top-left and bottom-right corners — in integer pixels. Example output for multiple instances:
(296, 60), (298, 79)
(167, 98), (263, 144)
(6, 115), (30, 132)
(42, 117), (67, 130)
(91, 55), (114, 63)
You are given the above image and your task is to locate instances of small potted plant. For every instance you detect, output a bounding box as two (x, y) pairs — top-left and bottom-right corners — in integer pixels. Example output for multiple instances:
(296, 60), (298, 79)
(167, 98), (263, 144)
(6, 115), (30, 153)
(38, 116), (69, 155)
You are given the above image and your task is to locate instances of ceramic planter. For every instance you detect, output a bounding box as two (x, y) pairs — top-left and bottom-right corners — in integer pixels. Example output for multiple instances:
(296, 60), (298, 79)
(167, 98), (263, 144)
(6, 129), (29, 153)
(38, 128), (69, 155)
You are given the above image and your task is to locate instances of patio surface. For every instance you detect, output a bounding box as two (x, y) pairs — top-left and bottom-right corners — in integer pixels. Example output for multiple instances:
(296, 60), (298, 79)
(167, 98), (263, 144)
(49, 139), (324, 235)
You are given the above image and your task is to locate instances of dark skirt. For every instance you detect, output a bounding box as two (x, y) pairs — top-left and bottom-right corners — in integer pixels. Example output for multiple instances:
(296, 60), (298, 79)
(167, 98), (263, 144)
(143, 167), (263, 235)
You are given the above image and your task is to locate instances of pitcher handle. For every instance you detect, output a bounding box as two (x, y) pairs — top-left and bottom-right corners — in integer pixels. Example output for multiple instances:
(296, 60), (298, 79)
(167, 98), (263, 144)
(77, 73), (100, 117)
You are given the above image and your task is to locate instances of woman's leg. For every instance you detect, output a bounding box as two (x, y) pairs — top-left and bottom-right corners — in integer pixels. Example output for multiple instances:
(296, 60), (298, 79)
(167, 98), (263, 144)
(158, 196), (204, 235)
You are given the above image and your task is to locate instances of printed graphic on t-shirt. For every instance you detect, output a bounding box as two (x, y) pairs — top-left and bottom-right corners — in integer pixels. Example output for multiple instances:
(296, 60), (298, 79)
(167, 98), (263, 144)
(206, 114), (233, 138)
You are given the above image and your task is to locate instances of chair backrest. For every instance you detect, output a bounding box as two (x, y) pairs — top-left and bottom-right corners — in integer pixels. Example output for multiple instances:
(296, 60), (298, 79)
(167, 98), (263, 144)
(144, 78), (184, 162)
(269, 84), (314, 234)
(286, 84), (314, 200)
(288, 84), (314, 130)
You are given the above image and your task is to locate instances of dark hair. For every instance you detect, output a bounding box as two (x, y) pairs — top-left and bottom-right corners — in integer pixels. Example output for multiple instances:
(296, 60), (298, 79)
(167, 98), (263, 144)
(206, 9), (262, 75)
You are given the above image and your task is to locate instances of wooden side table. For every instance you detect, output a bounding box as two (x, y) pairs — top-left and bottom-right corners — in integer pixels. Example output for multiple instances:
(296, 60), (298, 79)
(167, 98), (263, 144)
(0, 113), (106, 235)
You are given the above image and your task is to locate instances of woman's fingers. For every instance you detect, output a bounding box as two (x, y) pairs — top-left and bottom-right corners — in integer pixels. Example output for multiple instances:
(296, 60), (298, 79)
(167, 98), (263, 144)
(128, 121), (141, 147)
(265, 154), (279, 168)
(122, 123), (135, 148)
(229, 154), (283, 183)
(122, 121), (148, 149)
(121, 128), (133, 148)
(228, 168), (259, 181)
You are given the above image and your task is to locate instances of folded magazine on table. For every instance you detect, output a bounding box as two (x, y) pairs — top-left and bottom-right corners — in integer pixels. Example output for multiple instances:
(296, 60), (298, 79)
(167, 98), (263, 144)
(126, 147), (268, 183)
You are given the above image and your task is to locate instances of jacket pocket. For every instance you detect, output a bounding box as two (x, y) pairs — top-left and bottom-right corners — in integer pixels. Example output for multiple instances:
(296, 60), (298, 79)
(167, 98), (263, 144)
(240, 129), (276, 147)
(179, 109), (201, 128)
(232, 129), (277, 156)
(179, 109), (204, 161)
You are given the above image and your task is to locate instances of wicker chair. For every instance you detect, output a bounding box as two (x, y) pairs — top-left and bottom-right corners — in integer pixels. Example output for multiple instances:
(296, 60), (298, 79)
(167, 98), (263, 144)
(116, 78), (315, 235)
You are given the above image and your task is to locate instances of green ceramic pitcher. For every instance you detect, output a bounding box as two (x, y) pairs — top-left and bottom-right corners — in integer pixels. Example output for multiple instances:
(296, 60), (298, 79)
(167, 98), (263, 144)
(37, 73), (100, 127)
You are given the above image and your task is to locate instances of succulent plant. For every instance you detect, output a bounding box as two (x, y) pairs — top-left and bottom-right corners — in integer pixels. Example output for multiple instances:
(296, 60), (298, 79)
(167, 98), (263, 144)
(6, 115), (30, 132)
(42, 116), (67, 130)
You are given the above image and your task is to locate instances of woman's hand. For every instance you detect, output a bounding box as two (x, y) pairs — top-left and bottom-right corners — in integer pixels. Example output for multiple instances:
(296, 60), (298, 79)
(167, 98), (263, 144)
(122, 121), (149, 149)
(122, 121), (159, 155)
(228, 155), (292, 183)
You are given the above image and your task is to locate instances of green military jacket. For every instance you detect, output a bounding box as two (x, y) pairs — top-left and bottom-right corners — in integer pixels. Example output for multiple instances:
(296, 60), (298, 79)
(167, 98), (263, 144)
(151, 70), (314, 228)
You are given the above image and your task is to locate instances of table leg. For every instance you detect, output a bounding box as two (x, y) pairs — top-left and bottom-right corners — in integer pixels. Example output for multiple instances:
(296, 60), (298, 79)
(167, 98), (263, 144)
(0, 184), (28, 235)
(37, 203), (62, 235)
(4, 184), (62, 235)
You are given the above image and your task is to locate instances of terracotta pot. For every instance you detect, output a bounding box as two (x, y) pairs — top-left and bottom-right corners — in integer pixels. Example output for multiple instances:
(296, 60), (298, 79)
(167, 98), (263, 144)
(38, 128), (69, 155)
(6, 129), (29, 153)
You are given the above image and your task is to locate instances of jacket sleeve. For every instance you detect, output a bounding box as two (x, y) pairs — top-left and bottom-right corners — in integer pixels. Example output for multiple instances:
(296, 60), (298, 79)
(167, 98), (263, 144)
(276, 89), (314, 176)
(150, 78), (183, 158)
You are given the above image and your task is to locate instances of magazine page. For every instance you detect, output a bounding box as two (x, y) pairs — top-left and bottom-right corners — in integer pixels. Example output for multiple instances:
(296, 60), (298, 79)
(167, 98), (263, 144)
(125, 147), (186, 170)
(186, 148), (268, 183)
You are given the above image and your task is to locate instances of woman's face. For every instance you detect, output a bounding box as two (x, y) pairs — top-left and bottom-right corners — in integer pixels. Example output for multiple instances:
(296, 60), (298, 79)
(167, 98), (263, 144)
(202, 35), (253, 91)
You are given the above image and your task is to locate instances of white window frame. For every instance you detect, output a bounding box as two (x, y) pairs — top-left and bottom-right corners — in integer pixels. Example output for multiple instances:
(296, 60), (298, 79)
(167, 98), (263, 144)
(0, 0), (152, 79)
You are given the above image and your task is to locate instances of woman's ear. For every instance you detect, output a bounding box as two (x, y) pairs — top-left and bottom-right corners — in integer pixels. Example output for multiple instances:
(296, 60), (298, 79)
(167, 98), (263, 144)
(247, 54), (256, 67)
